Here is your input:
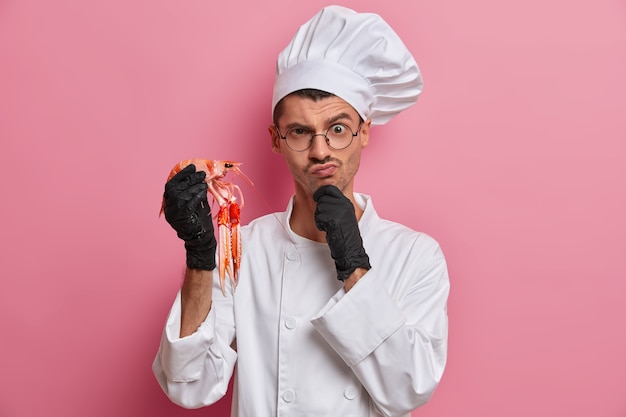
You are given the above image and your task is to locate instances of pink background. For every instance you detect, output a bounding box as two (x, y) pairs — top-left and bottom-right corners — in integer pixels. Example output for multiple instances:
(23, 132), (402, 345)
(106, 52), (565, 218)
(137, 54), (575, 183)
(1, 0), (625, 416)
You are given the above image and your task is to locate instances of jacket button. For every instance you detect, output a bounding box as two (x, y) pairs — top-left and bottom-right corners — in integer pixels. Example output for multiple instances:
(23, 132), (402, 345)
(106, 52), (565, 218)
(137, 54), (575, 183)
(282, 389), (295, 403)
(344, 386), (357, 400)
(286, 250), (298, 261)
(285, 316), (297, 329)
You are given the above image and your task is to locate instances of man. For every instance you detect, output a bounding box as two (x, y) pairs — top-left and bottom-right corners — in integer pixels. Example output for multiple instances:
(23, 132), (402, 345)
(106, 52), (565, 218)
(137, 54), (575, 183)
(153, 6), (449, 417)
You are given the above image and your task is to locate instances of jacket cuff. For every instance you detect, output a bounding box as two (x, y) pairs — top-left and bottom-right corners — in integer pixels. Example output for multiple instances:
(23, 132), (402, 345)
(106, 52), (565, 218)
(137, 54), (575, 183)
(310, 270), (406, 366)
(160, 292), (216, 382)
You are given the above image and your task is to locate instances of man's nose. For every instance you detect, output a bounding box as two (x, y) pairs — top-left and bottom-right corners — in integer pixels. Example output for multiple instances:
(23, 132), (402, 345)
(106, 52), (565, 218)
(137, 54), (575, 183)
(308, 134), (331, 159)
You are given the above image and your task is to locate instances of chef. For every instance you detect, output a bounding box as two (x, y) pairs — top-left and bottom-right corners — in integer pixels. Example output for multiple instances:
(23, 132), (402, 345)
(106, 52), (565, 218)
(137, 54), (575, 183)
(153, 5), (450, 417)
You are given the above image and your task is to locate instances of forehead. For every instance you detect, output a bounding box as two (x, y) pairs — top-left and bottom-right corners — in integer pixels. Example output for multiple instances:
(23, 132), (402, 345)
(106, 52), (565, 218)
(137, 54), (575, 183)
(277, 95), (360, 126)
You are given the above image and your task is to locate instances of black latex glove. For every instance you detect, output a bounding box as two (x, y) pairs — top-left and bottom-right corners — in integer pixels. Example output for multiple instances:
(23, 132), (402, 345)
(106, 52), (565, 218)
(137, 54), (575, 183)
(313, 185), (371, 281)
(163, 164), (216, 271)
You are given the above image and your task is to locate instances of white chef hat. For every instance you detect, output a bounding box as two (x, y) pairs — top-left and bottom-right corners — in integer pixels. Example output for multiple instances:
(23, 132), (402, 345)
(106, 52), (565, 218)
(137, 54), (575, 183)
(272, 5), (423, 125)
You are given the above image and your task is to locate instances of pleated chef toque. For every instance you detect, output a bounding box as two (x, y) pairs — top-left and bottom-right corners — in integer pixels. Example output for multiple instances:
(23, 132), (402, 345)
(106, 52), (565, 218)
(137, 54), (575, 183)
(272, 5), (423, 125)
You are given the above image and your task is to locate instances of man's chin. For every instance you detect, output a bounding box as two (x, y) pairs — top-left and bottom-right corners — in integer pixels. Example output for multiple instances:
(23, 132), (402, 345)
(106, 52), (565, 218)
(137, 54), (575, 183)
(311, 179), (342, 193)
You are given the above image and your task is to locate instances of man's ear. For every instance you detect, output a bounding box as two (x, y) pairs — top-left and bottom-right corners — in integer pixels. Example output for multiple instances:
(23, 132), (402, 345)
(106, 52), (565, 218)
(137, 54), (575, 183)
(269, 125), (282, 154)
(360, 119), (372, 148)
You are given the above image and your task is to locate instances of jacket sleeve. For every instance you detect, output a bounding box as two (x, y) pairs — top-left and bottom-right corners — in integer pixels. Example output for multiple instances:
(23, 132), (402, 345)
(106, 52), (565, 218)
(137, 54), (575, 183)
(152, 289), (237, 409)
(311, 235), (449, 417)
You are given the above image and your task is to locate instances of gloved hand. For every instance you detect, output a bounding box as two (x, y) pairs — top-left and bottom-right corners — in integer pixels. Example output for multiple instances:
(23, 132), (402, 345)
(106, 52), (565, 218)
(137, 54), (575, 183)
(162, 164), (216, 271)
(313, 185), (371, 281)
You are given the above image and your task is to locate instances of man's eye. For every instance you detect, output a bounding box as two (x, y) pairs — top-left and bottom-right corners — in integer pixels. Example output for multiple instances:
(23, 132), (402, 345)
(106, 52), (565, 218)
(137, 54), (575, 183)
(289, 128), (309, 137)
(331, 124), (347, 135)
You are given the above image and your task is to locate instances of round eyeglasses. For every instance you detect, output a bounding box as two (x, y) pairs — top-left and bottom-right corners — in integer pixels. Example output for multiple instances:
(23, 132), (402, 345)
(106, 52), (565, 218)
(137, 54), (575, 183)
(276, 121), (363, 152)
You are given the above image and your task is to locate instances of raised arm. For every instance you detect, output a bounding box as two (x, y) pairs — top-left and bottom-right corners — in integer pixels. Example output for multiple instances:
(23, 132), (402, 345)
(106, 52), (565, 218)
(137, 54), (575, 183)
(154, 165), (236, 408)
(313, 238), (449, 416)
(161, 164), (217, 336)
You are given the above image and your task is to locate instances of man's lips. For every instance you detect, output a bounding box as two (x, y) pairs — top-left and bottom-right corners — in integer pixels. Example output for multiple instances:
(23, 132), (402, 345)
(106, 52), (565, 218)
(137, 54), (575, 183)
(310, 163), (338, 177)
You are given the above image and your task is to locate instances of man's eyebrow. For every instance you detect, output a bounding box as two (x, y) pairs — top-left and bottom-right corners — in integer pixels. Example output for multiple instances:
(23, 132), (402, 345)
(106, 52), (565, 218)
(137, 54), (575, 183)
(326, 112), (353, 125)
(284, 121), (312, 131)
(284, 112), (354, 131)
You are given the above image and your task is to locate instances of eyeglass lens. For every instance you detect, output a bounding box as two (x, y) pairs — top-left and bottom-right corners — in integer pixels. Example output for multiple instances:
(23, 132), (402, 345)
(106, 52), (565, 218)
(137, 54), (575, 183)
(284, 123), (359, 151)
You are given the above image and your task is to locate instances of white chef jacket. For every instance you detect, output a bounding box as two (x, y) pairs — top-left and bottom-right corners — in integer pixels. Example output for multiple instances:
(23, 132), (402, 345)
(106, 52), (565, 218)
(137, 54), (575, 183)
(153, 193), (449, 417)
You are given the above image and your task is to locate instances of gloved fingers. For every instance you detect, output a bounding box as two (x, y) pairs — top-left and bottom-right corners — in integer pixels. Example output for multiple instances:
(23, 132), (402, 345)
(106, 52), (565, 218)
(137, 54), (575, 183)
(186, 184), (210, 213)
(314, 185), (354, 212)
(164, 182), (207, 212)
(315, 209), (336, 232)
(165, 164), (196, 190)
(166, 171), (207, 197)
(314, 195), (343, 211)
(314, 185), (355, 232)
(164, 164), (207, 197)
(313, 184), (344, 202)
(169, 164), (196, 183)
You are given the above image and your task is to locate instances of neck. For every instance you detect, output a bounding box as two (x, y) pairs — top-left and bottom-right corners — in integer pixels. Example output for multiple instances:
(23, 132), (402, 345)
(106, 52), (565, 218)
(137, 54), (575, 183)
(290, 193), (326, 242)
(289, 187), (363, 243)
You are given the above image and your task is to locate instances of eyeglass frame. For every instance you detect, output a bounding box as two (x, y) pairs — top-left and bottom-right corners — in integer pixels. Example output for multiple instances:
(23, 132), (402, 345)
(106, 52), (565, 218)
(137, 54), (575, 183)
(275, 120), (363, 152)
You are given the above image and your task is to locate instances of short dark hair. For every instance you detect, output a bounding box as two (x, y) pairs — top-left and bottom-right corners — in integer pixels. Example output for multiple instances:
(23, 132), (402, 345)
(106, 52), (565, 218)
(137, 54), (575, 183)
(273, 89), (335, 125)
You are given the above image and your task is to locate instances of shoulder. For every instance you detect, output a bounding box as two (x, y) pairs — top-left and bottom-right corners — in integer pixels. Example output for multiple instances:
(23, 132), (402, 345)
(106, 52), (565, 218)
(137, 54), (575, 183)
(358, 193), (443, 257)
(358, 197), (447, 288)
(368, 217), (444, 258)
(242, 211), (287, 237)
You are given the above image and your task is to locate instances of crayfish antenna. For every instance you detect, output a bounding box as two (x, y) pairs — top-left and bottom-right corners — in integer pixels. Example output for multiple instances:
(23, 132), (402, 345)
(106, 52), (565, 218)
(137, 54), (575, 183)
(234, 165), (254, 188)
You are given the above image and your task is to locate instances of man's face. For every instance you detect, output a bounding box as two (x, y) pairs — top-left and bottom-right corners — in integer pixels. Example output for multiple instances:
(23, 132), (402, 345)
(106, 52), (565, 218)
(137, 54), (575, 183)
(270, 95), (370, 199)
